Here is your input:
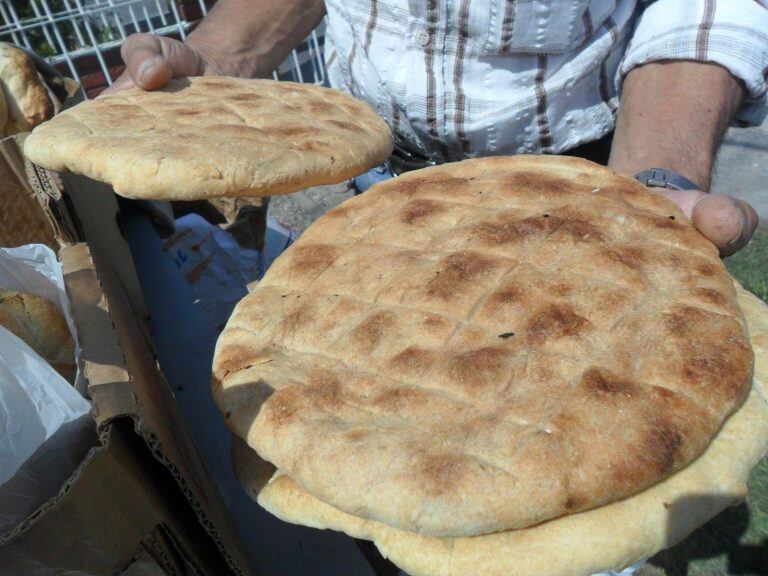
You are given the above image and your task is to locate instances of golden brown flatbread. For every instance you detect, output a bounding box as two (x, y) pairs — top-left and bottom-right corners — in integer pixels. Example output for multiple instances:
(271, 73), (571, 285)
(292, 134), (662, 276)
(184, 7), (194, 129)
(213, 156), (752, 537)
(0, 290), (75, 383)
(23, 77), (393, 200)
(232, 286), (768, 576)
(0, 43), (53, 136)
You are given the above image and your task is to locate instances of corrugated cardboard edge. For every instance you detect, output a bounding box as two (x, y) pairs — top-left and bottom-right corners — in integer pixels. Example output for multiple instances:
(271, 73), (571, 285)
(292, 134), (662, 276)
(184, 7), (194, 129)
(0, 419), (227, 575)
(62, 242), (137, 421)
(0, 134), (78, 246)
(2, 128), (249, 574)
(0, 135), (59, 249)
(78, 235), (248, 576)
(57, 200), (248, 574)
(0, 245), (228, 574)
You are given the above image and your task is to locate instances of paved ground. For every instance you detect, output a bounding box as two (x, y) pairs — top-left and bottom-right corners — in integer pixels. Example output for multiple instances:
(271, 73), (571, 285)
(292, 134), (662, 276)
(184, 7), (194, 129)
(269, 182), (353, 235)
(712, 120), (768, 225)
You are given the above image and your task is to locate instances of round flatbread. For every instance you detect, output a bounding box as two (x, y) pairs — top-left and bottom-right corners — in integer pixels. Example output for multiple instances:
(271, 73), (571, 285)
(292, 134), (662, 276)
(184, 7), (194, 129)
(0, 43), (53, 135)
(0, 290), (75, 383)
(212, 156), (752, 537)
(23, 77), (393, 200)
(234, 286), (768, 576)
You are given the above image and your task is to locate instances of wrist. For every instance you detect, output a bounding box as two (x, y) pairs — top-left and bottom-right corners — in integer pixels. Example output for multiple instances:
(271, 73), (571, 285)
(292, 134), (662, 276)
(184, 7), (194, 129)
(608, 152), (712, 192)
(608, 61), (743, 193)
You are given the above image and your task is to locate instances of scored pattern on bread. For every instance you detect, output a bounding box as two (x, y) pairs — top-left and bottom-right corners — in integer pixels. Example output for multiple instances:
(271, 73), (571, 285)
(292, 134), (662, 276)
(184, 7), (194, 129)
(23, 77), (393, 200)
(213, 156), (752, 538)
(237, 287), (768, 576)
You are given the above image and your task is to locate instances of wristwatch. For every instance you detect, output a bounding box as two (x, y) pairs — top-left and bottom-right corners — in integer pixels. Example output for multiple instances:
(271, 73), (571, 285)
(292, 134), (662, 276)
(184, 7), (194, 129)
(634, 168), (701, 191)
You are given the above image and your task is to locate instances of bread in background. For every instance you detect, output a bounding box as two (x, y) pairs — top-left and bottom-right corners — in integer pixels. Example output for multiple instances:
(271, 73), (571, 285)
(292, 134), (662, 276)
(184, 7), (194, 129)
(0, 290), (75, 383)
(0, 43), (54, 136)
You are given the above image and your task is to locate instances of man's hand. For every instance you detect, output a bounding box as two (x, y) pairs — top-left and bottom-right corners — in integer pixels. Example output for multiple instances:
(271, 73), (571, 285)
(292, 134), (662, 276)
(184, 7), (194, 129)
(100, 0), (325, 96)
(102, 34), (215, 95)
(609, 61), (759, 256)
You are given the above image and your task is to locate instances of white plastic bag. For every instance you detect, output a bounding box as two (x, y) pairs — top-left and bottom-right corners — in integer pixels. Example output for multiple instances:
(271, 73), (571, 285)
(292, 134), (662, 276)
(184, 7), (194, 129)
(0, 327), (91, 486)
(0, 244), (82, 387)
(0, 244), (91, 513)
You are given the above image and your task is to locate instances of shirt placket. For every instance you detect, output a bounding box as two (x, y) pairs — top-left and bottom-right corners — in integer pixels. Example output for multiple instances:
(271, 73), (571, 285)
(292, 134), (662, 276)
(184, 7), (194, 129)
(407, 0), (448, 162)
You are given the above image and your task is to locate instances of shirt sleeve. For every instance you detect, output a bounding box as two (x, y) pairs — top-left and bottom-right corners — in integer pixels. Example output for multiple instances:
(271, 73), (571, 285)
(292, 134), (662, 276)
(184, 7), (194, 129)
(617, 0), (768, 126)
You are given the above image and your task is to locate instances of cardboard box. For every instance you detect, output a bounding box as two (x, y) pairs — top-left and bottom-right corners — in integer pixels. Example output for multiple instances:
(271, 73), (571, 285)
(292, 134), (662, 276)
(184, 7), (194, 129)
(0, 128), (381, 575)
(0, 136), (249, 575)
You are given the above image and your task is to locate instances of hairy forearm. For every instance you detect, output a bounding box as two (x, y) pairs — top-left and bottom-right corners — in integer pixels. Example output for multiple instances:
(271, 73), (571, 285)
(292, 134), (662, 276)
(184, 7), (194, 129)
(186, 0), (326, 78)
(608, 61), (744, 191)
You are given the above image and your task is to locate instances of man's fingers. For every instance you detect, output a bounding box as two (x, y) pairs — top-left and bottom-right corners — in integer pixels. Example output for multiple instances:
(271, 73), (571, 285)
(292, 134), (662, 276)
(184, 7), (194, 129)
(657, 190), (758, 256)
(120, 33), (204, 91)
(121, 34), (169, 89)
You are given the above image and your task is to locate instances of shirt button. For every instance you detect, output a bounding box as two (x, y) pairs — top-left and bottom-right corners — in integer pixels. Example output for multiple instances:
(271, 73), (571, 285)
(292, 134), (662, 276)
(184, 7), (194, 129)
(414, 28), (431, 46)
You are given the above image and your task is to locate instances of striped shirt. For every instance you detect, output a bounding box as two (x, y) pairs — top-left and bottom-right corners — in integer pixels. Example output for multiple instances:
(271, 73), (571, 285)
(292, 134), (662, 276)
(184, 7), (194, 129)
(323, 0), (768, 163)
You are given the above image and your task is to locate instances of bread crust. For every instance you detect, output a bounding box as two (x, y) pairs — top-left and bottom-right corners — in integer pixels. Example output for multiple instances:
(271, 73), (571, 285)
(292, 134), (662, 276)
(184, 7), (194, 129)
(23, 77), (393, 199)
(0, 43), (53, 135)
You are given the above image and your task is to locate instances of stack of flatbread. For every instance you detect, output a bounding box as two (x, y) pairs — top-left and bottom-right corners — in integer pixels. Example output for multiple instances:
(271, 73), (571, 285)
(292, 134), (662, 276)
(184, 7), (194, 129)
(0, 43), (54, 138)
(21, 77), (767, 573)
(211, 156), (768, 576)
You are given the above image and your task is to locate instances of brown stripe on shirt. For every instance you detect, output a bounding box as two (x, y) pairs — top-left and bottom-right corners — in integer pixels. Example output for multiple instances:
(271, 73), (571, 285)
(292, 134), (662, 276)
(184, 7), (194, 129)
(453, 0), (472, 158)
(534, 54), (553, 153)
(326, 48), (337, 70)
(500, 0), (517, 53)
(347, 41), (358, 94)
(582, 7), (594, 40)
(364, 0), (378, 53)
(696, 0), (716, 60)
(598, 17), (619, 117)
(392, 103), (401, 136)
(424, 0), (440, 150)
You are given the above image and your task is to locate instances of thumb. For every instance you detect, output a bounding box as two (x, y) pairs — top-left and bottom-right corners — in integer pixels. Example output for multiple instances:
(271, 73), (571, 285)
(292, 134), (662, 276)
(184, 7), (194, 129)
(657, 190), (758, 256)
(120, 33), (205, 91)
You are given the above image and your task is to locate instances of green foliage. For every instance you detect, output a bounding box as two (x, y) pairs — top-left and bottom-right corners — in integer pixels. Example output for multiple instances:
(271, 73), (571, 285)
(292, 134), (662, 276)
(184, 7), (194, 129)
(1, 0), (107, 57)
(726, 228), (768, 303)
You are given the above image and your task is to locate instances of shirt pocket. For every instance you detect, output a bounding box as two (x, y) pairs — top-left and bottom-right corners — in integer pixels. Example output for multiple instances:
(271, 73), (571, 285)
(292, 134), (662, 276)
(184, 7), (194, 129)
(481, 0), (606, 55)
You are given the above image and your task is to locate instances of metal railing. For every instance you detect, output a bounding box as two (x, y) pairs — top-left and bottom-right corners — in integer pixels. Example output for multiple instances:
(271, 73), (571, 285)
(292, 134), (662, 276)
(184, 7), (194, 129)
(0, 0), (326, 96)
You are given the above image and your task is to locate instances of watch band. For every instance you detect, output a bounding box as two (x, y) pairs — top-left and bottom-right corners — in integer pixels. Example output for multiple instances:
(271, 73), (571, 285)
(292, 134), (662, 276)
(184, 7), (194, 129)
(634, 168), (701, 191)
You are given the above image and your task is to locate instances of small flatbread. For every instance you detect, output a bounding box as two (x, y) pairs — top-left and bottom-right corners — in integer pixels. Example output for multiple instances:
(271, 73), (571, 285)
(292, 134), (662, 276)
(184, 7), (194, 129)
(23, 77), (393, 200)
(213, 156), (752, 537)
(235, 286), (768, 576)
(0, 290), (75, 383)
(0, 43), (53, 135)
